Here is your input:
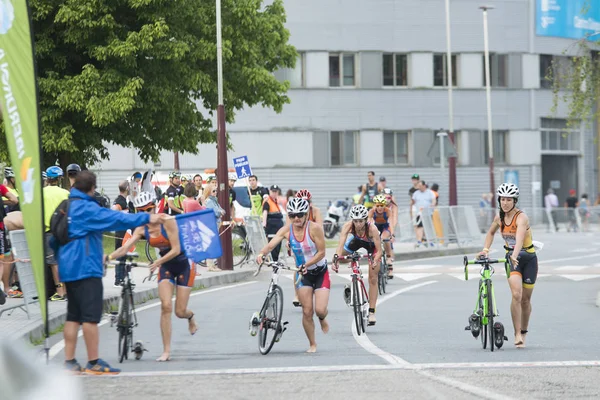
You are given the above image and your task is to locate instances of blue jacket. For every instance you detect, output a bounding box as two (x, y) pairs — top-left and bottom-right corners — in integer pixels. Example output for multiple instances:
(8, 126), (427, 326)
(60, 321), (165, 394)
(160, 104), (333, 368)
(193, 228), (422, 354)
(57, 188), (150, 282)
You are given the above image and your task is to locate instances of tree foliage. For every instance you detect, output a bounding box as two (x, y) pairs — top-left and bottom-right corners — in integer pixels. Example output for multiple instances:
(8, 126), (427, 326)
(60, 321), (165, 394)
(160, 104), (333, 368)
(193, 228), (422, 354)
(0, 0), (297, 166)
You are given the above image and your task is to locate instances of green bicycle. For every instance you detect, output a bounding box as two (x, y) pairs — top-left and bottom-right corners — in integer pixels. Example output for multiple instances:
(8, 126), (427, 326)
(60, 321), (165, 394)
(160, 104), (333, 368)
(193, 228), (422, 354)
(463, 256), (509, 352)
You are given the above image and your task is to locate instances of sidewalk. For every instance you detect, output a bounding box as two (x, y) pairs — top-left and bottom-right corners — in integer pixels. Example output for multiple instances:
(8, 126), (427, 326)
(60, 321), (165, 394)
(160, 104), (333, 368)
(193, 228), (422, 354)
(0, 264), (255, 345)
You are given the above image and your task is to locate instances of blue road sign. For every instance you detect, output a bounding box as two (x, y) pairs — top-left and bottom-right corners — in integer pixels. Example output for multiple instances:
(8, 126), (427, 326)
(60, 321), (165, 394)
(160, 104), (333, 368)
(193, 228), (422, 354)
(233, 155), (252, 179)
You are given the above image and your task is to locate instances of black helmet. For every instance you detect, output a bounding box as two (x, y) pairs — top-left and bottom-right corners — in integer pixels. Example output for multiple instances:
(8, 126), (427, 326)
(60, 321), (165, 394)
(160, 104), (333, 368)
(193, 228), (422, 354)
(66, 164), (81, 175)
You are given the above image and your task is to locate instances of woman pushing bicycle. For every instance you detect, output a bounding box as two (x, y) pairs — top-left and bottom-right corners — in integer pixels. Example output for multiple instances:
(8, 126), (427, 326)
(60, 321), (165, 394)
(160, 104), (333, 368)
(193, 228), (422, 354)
(256, 197), (329, 353)
(477, 183), (538, 348)
(109, 191), (198, 361)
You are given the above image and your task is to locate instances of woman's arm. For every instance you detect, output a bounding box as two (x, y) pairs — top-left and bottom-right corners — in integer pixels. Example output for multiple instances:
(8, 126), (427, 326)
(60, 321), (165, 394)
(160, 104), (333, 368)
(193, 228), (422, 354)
(334, 221), (352, 257)
(150, 218), (181, 268)
(313, 206), (324, 226)
(108, 227), (144, 260)
(479, 216), (501, 257)
(256, 224), (290, 263)
(510, 213), (530, 262)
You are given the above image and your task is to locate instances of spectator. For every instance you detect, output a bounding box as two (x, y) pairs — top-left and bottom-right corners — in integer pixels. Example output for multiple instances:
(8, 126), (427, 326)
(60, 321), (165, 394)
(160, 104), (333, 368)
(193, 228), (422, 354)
(544, 188), (559, 232)
(193, 174), (203, 194)
(57, 171), (165, 375)
(430, 183), (440, 206)
(564, 189), (579, 232)
(248, 175), (268, 216)
(203, 185), (224, 272)
(0, 182), (18, 304)
(263, 185), (284, 261)
(411, 180), (435, 246)
(580, 193), (590, 232)
(227, 173), (237, 220)
(66, 164), (81, 188)
(478, 193), (493, 233)
(111, 180), (131, 287)
(352, 186), (362, 205)
(183, 183), (205, 213)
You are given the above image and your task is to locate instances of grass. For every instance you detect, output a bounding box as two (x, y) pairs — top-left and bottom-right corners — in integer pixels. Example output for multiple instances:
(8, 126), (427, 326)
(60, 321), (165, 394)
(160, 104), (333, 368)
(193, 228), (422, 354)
(102, 234), (152, 264)
(326, 239), (338, 248)
(30, 323), (65, 346)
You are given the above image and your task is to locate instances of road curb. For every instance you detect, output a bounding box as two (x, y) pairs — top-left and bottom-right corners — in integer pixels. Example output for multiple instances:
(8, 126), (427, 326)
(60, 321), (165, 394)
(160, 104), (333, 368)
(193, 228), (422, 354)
(394, 246), (480, 261)
(21, 269), (255, 344)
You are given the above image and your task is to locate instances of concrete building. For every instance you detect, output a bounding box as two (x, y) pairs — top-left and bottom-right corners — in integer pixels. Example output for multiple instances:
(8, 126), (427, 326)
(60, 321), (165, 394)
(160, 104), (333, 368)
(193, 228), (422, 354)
(92, 0), (597, 213)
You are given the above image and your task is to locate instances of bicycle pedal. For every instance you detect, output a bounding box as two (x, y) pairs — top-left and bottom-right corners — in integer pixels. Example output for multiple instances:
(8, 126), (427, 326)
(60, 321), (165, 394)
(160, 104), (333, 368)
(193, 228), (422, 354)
(503, 336), (508, 341)
(464, 326), (471, 331)
(282, 321), (289, 326)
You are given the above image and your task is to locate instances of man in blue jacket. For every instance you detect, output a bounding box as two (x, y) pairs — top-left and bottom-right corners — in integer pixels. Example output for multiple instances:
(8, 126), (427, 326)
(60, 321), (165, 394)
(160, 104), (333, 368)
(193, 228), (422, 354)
(58, 171), (165, 375)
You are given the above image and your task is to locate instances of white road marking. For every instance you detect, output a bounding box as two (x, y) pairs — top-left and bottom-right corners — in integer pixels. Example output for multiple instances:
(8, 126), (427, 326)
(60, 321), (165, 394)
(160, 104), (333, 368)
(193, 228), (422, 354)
(401, 264), (445, 270)
(539, 252), (600, 265)
(47, 281), (258, 360)
(416, 370), (514, 400)
(554, 266), (587, 271)
(394, 273), (441, 281)
(413, 360), (600, 369)
(560, 274), (600, 282)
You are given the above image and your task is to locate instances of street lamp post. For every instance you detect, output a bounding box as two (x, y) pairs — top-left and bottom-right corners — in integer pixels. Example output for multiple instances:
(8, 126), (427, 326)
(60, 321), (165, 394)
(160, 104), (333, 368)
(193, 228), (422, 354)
(215, 0), (233, 269)
(445, 0), (458, 206)
(480, 5), (495, 202)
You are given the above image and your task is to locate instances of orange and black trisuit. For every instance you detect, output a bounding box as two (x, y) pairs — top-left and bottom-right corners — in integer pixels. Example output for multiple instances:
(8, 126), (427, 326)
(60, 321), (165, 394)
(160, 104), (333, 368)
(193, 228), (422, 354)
(499, 210), (538, 288)
(262, 196), (284, 261)
(145, 225), (195, 287)
(370, 207), (392, 235)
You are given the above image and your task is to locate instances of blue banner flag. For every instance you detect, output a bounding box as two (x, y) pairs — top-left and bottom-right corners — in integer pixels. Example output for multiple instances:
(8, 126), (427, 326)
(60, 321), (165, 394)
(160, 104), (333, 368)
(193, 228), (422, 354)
(176, 209), (222, 262)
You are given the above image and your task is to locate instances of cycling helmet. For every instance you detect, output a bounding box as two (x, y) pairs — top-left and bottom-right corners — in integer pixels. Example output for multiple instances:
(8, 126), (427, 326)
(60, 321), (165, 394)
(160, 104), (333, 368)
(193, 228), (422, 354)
(496, 183), (519, 199)
(350, 204), (368, 220)
(383, 187), (393, 195)
(45, 166), (63, 179)
(4, 167), (14, 178)
(41, 171), (47, 180)
(169, 171), (181, 179)
(295, 189), (312, 201)
(228, 172), (237, 181)
(133, 191), (156, 209)
(373, 194), (387, 205)
(286, 197), (309, 214)
(66, 163), (81, 174)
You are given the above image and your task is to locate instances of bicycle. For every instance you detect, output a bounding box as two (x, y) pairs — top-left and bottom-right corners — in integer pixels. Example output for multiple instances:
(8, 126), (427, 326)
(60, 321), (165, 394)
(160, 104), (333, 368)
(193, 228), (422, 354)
(463, 255), (509, 352)
(248, 260), (300, 355)
(334, 252), (371, 336)
(378, 237), (393, 295)
(107, 253), (149, 362)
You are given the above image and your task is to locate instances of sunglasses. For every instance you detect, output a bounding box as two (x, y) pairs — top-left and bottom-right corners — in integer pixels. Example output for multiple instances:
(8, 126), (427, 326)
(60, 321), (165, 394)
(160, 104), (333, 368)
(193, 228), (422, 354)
(353, 219), (366, 223)
(289, 212), (306, 219)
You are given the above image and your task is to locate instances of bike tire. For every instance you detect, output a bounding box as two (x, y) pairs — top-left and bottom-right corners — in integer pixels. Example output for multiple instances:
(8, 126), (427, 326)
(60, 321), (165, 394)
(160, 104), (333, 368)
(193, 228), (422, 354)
(232, 228), (250, 267)
(360, 281), (368, 332)
(258, 285), (283, 355)
(479, 281), (488, 350)
(118, 290), (131, 363)
(323, 221), (334, 239)
(487, 280), (495, 352)
(352, 277), (362, 336)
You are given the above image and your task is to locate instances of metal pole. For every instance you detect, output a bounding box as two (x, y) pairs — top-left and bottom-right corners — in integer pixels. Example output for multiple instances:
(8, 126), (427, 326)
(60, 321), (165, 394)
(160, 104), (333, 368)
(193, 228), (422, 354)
(481, 6), (495, 202)
(216, 0), (233, 269)
(445, 0), (458, 205)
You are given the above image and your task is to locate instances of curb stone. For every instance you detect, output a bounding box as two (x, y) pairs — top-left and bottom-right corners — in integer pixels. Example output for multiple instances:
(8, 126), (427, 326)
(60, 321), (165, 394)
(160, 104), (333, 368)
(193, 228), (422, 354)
(22, 270), (255, 345)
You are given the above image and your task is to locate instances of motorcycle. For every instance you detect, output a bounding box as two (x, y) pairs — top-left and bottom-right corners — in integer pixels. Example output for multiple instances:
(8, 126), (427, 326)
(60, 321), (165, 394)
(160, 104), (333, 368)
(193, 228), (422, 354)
(323, 198), (351, 239)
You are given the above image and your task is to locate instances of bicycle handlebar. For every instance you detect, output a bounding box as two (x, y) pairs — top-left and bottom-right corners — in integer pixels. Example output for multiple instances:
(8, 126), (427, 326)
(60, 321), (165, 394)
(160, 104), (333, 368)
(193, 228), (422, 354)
(333, 253), (372, 262)
(260, 261), (300, 272)
(463, 255), (508, 280)
(108, 261), (150, 268)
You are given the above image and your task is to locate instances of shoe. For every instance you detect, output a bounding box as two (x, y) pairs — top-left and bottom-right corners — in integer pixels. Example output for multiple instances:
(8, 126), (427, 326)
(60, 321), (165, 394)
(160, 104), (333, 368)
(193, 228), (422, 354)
(368, 313), (376, 326)
(249, 312), (260, 336)
(50, 293), (67, 302)
(8, 288), (23, 298)
(113, 280), (123, 288)
(64, 360), (83, 375)
(468, 313), (481, 337)
(343, 284), (351, 306)
(84, 359), (121, 375)
(0, 288), (5, 305)
(387, 268), (394, 279)
(493, 322), (505, 348)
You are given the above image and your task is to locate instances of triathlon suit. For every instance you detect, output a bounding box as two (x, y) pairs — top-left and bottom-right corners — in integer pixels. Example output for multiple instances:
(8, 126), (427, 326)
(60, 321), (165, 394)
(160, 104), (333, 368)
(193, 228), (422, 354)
(364, 183), (378, 209)
(344, 222), (376, 254)
(308, 206), (317, 223)
(500, 210), (538, 288)
(372, 207), (391, 235)
(290, 222), (329, 290)
(145, 225), (195, 287)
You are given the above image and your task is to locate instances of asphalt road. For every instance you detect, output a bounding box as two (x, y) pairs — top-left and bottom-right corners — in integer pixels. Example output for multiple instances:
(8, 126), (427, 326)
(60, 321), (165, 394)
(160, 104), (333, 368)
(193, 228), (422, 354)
(51, 231), (600, 399)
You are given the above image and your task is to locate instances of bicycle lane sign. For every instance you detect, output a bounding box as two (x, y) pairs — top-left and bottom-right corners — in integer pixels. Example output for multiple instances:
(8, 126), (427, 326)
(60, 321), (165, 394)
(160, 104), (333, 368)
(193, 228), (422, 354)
(233, 155), (252, 179)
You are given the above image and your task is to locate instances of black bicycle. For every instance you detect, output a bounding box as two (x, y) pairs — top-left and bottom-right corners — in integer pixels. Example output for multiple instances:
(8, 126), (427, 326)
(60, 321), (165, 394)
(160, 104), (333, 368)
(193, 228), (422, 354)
(249, 260), (300, 355)
(378, 237), (393, 295)
(108, 253), (148, 362)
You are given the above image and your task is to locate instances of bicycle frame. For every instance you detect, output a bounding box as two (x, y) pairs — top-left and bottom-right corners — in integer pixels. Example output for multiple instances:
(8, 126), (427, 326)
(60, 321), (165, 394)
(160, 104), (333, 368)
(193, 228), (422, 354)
(473, 265), (498, 325)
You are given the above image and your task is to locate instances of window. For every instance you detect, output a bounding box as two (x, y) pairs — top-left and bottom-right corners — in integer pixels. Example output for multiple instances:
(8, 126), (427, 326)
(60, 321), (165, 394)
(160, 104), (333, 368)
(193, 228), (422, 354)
(540, 54), (574, 89)
(382, 54), (408, 86)
(273, 53), (304, 88)
(330, 131), (358, 165)
(433, 54), (457, 87)
(483, 130), (508, 164)
(329, 53), (356, 87)
(483, 54), (508, 87)
(383, 131), (409, 164)
(541, 118), (580, 151)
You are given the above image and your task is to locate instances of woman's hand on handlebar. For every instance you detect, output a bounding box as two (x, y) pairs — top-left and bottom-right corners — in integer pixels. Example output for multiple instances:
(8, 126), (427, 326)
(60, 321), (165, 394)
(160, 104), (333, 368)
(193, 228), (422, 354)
(255, 253), (266, 266)
(331, 254), (339, 273)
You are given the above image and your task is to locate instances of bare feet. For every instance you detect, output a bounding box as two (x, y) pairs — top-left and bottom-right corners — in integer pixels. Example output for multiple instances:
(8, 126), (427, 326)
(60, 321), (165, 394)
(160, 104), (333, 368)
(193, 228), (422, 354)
(319, 318), (329, 334)
(189, 315), (198, 335)
(156, 352), (171, 362)
(306, 345), (317, 353)
(514, 333), (524, 348)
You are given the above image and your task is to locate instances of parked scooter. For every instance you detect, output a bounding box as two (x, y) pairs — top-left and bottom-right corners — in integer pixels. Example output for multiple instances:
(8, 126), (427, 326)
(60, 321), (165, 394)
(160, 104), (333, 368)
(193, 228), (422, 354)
(323, 198), (351, 238)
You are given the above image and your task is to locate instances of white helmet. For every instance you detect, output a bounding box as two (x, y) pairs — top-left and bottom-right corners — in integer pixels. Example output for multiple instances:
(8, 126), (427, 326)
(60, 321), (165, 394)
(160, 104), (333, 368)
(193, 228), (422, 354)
(228, 172), (237, 181)
(496, 183), (519, 199)
(286, 197), (309, 214)
(350, 204), (368, 220)
(133, 191), (156, 209)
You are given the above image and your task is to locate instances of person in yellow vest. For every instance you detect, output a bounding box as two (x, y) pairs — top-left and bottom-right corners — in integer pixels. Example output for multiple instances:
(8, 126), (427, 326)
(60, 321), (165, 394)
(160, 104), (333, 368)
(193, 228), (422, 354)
(249, 175), (268, 216)
(262, 185), (284, 261)
(2, 167), (20, 298)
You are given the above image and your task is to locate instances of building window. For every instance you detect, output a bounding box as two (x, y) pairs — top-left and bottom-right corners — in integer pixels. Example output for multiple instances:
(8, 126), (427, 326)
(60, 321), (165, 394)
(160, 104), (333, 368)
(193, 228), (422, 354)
(483, 54), (508, 87)
(541, 118), (580, 151)
(382, 54), (408, 86)
(329, 53), (356, 87)
(540, 54), (574, 89)
(433, 54), (457, 87)
(483, 130), (508, 164)
(273, 53), (304, 88)
(330, 131), (358, 165)
(383, 131), (409, 164)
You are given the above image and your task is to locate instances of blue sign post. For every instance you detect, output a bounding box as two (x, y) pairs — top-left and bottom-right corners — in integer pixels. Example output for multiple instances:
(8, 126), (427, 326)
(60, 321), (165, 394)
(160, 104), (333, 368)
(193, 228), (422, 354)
(536, 0), (600, 40)
(504, 170), (519, 188)
(233, 155), (252, 179)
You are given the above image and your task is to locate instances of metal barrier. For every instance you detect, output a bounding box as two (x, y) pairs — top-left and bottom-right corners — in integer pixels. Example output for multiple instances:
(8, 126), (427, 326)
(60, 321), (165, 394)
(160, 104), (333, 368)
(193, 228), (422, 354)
(0, 230), (39, 319)
(524, 207), (583, 233)
(243, 216), (272, 263)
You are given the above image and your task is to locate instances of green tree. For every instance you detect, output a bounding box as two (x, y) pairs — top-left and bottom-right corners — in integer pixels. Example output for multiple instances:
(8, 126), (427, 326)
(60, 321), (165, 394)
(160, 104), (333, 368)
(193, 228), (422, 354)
(0, 0), (297, 167)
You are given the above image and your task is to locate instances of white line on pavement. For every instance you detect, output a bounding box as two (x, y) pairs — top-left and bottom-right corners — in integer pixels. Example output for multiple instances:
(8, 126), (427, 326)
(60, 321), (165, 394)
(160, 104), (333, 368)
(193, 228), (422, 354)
(416, 370), (514, 400)
(539, 252), (600, 265)
(47, 281), (258, 360)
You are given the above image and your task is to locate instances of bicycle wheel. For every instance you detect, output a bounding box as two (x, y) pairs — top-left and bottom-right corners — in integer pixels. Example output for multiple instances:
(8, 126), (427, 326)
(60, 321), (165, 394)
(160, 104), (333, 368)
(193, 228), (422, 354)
(360, 281), (368, 332)
(232, 228), (249, 267)
(352, 277), (362, 335)
(118, 290), (131, 363)
(258, 285), (283, 355)
(479, 281), (488, 350)
(487, 280), (495, 352)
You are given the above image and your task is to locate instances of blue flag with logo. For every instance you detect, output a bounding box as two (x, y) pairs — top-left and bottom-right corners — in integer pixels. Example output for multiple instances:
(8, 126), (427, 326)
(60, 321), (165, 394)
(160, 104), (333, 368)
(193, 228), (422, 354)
(176, 209), (222, 262)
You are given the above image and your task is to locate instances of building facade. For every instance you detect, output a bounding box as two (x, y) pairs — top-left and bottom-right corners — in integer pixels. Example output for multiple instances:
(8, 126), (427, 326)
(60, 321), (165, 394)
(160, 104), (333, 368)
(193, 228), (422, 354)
(93, 0), (598, 212)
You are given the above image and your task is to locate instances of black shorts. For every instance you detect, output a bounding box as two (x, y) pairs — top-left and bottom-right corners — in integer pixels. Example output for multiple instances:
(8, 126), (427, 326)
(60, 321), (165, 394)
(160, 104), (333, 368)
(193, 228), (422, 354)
(44, 232), (57, 265)
(344, 234), (376, 254)
(506, 251), (538, 288)
(65, 278), (103, 323)
(296, 265), (330, 290)
(0, 227), (9, 256)
(158, 256), (195, 287)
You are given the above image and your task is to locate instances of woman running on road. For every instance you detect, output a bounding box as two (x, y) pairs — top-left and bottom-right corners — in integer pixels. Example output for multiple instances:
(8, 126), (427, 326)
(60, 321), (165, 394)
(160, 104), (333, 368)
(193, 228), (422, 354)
(477, 183), (538, 348)
(109, 191), (198, 361)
